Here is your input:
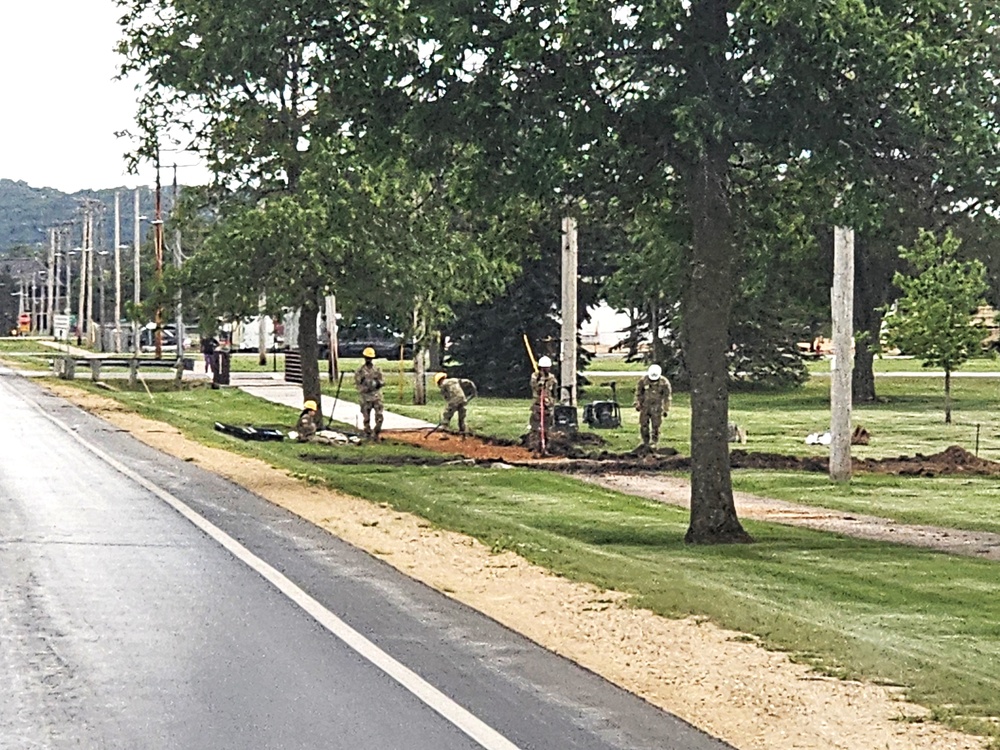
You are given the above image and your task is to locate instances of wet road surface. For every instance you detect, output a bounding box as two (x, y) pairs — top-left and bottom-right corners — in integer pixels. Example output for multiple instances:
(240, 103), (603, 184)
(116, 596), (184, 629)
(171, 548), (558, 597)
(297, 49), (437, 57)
(0, 370), (731, 750)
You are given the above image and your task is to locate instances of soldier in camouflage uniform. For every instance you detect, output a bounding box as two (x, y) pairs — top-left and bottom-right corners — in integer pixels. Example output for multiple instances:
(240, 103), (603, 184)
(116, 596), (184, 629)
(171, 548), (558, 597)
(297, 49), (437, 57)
(295, 400), (320, 443)
(634, 363), (672, 448)
(354, 347), (385, 439)
(529, 356), (559, 440)
(434, 372), (478, 433)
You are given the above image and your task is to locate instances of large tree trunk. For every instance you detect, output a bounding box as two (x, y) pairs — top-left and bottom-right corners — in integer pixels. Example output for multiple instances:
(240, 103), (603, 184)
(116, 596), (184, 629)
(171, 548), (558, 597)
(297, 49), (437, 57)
(852, 337), (877, 403)
(682, 150), (752, 545)
(298, 294), (322, 410)
(681, 0), (751, 545)
(852, 235), (898, 402)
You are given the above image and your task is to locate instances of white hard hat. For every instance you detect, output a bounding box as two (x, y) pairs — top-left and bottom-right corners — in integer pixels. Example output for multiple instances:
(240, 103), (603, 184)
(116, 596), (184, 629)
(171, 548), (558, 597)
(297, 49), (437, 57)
(647, 364), (662, 381)
(538, 356), (552, 368)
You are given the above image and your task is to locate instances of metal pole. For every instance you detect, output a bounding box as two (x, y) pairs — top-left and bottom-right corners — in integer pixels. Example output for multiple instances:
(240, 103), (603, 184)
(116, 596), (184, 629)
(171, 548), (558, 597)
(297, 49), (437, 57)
(173, 164), (184, 361)
(133, 187), (141, 356)
(154, 154), (163, 359)
(114, 191), (122, 352)
(830, 226), (854, 482)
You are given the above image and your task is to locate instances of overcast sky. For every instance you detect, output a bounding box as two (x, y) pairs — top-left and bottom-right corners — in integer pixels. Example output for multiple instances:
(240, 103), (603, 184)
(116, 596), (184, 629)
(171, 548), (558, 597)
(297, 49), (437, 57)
(0, 0), (210, 193)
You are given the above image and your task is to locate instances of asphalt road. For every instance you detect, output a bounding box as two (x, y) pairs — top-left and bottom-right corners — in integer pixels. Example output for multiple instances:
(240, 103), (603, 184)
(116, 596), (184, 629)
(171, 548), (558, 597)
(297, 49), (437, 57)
(0, 369), (732, 750)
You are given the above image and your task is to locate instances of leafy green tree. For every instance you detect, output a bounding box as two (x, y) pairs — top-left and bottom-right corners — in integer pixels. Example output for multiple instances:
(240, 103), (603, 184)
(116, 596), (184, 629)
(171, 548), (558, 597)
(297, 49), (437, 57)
(882, 230), (988, 424)
(446, 215), (607, 397)
(398, 0), (1000, 543)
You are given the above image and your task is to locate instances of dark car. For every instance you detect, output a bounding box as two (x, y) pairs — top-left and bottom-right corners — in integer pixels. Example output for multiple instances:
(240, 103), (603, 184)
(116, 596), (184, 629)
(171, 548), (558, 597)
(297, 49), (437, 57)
(321, 318), (415, 360)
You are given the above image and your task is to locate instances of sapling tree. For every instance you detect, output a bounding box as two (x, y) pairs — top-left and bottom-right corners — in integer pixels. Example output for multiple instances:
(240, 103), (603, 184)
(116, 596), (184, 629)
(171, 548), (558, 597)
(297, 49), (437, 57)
(883, 230), (988, 424)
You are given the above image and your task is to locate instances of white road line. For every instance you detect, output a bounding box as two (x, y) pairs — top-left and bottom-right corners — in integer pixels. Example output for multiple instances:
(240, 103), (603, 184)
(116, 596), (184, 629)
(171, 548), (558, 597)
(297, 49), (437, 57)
(19, 383), (523, 750)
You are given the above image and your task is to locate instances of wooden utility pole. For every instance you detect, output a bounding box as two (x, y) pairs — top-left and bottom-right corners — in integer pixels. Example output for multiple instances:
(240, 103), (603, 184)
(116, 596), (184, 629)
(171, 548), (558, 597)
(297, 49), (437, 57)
(77, 217), (87, 345)
(830, 226), (854, 482)
(258, 293), (269, 366)
(46, 228), (55, 335)
(84, 207), (95, 346)
(325, 294), (339, 380)
(53, 229), (62, 332)
(560, 216), (578, 405)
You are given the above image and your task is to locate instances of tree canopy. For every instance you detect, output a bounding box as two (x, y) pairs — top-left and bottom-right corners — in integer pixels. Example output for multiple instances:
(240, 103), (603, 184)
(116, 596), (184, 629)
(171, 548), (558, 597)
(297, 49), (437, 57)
(118, 0), (1000, 543)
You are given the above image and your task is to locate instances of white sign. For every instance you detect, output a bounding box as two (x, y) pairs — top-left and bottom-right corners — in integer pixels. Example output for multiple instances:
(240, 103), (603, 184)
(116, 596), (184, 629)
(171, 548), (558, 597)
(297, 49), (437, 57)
(53, 314), (70, 340)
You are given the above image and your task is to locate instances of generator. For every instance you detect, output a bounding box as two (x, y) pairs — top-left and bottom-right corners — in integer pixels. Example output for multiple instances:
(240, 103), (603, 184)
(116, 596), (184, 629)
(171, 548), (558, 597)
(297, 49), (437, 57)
(550, 386), (579, 434)
(552, 404), (579, 433)
(583, 381), (622, 429)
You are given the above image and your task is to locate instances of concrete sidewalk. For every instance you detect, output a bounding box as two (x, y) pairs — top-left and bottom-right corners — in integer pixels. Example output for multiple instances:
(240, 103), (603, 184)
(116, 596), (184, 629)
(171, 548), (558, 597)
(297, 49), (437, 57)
(230, 372), (434, 431)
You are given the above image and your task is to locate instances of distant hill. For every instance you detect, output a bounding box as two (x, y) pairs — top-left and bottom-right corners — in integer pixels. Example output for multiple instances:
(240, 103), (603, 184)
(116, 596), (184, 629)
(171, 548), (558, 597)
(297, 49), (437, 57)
(0, 179), (176, 256)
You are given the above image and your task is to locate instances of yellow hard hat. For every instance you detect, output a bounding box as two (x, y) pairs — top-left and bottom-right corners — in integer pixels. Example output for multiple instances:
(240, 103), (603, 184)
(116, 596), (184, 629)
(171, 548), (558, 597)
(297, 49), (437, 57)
(303, 400), (318, 411)
(362, 346), (376, 359)
(434, 372), (447, 385)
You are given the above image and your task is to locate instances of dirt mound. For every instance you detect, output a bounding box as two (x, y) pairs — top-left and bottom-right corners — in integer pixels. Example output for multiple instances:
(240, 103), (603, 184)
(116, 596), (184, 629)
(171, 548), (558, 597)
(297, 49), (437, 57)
(383, 429), (1000, 478)
(732, 445), (1000, 477)
(382, 429), (542, 463)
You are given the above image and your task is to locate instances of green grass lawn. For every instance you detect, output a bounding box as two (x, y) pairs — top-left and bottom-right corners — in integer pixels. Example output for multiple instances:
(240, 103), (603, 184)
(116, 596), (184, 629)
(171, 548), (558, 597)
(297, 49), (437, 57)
(807, 353), (1000, 374)
(50, 376), (1000, 740)
(0, 338), (64, 370)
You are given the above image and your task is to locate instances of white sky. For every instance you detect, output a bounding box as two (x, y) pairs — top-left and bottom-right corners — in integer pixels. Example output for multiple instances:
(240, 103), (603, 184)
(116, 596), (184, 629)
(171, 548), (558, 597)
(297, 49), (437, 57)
(0, 0), (211, 193)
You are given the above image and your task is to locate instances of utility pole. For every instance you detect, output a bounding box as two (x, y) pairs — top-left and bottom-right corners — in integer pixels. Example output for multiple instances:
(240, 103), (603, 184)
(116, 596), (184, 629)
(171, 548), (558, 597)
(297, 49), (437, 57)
(63, 228), (72, 318)
(77, 217), (87, 346)
(114, 191), (122, 352)
(53, 229), (62, 334)
(133, 187), (141, 356)
(325, 294), (339, 381)
(560, 216), (579, 406)
(258, 293), (268, 366)
(830, 226), (855, 482)
(173, 164), (184, 362)
(84, 206), (96, 347)
(154, 154), (164, 359)
(46, 228), (55, 335)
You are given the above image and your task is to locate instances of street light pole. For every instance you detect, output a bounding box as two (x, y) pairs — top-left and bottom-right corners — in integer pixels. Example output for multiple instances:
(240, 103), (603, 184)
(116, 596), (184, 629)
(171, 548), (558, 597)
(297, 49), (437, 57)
(114, 191), (122, 352)
(173, 163), (184, 362)
(154, 153), (164, 360)
(133, 187), (141, 356)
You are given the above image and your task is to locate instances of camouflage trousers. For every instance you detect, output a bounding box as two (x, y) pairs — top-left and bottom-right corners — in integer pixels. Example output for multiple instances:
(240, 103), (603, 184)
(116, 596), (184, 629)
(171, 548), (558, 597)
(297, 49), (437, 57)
(441, 400), (467, 432)
(639, 407), (664, 446)
(529, 399), (555, 434)
(360, 396), (384, 436)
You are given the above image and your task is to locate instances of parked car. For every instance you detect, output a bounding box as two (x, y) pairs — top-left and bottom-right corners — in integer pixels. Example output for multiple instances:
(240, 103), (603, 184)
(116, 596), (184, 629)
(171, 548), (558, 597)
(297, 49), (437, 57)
(320, 317), (414, 359)
(139, 324), (195, 353)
